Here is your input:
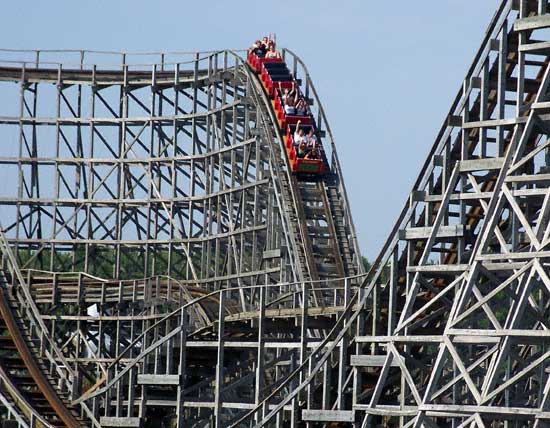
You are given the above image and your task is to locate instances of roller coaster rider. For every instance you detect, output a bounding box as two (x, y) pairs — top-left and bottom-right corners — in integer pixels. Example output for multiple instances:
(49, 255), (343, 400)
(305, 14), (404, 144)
(247, 34), (327, 176)
(249, 40), (266, 58)
(265, 41), (281, 59)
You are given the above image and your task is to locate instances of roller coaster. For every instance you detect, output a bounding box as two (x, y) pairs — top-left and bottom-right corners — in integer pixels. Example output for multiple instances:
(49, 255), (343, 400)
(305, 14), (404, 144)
(2, 0), (550, 427)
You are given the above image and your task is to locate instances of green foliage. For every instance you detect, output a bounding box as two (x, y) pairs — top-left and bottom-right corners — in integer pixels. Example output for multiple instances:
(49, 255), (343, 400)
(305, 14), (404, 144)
(362, 256), (389, 284)
(14, 244), (207, 281)
(16, 245), (176, 280)
(362, 256), (371, 272)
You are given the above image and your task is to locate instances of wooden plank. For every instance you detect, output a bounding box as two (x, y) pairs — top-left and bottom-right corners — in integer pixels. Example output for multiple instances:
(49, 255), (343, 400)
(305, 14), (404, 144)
(99, 417), (141, 427)
(350, 355), (399, 367)
(399, 225), (469, 240)
(505, 173), (550, 183)
(355, 335), (500, 344)
(462, 117), (523, 129)
(407, 264), (468, 273)
(519, 41), (550, 54)
(514, 14), (550, 31)
(477, 250), (550, 260)
(459, 157), (504, 172)
(224, 305), (346, 322)
(422, 192), (493, 202)
(420, 404), (550, 417)
(353, 404), (418, 416)
(262, 249), (281, 259)
(447, 328), (550, 338)
(137, 374), (180, 385)
(302, 410), (355, 422)
(531, 101), (550, 112)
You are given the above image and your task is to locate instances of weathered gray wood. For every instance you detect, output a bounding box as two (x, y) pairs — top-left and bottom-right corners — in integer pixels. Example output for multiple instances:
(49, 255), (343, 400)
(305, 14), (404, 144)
(1, 3), (550, 426)
(459, 157), (504, 172)
(137, 374), (181, 385)
(301, 410), (355, 422)
(262, 249), (281, 259)
(519, 41), (550, 54)
(462, 117), (523, 129)
(99, 417), (142, 427)
(514, 14), (550, 31)
(350, 355), (399, 367)
(399, 225), (469, 240)
(406, 264), (469, 273)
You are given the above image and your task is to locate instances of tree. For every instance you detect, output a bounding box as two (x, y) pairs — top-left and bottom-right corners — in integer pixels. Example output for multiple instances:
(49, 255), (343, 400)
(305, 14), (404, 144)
(362, 256), (371, 272)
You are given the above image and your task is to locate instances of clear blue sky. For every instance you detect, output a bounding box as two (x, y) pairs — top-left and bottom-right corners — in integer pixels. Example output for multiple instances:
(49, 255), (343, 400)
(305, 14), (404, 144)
(1, 0), (501, 260)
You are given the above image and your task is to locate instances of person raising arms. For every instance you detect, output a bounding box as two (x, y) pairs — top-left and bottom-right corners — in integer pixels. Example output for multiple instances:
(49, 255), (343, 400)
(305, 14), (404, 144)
(293, 120), (307, 145)
(306, 128), (318, 149)
(295, 97), (308, 116)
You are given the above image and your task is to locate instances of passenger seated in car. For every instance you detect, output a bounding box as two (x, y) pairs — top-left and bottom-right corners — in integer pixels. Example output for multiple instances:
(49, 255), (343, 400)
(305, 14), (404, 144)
(305, 147), (320, 160)
(297, 141), (308, 158)
(306, 128), (318, 148)
(250, 40), (266, 58)
(261, 36), (270, 50)
(265, 42), (281, 59)
(284, 95), (296, 115)
(296, 98), (308, 116)
(293, 121), (307, 145)
(280, 82), (297, 104)
(255, 40), (267, 57)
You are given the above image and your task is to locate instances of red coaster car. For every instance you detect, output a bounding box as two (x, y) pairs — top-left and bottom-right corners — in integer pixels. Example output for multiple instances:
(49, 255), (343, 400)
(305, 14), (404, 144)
(247, 50), (327, 178)
(247, 51), (283, 73)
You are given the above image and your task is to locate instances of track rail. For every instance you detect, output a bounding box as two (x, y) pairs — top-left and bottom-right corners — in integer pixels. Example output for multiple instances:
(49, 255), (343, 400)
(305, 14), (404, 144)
(0, 229), (100, 427)
(0, 282), (80, 428)
(247, 50), (361, 288)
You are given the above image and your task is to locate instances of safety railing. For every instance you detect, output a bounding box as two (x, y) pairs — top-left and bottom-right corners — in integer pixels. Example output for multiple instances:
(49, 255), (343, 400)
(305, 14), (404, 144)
(225, 270), (388, 427)
(24, 270), (214, 329)
(75, 275), (364, 423)
(0, 48), (246, 71)
(0, 28), (520, 425)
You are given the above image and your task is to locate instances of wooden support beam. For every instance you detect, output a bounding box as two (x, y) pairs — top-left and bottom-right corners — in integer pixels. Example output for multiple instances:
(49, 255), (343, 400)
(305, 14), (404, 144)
(99, 417), (142, 427)
(514, 14), (550, 31)
(350, 355), (399, 367)
(399, 225), (470, 240)
(302, 410), (355, 422)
